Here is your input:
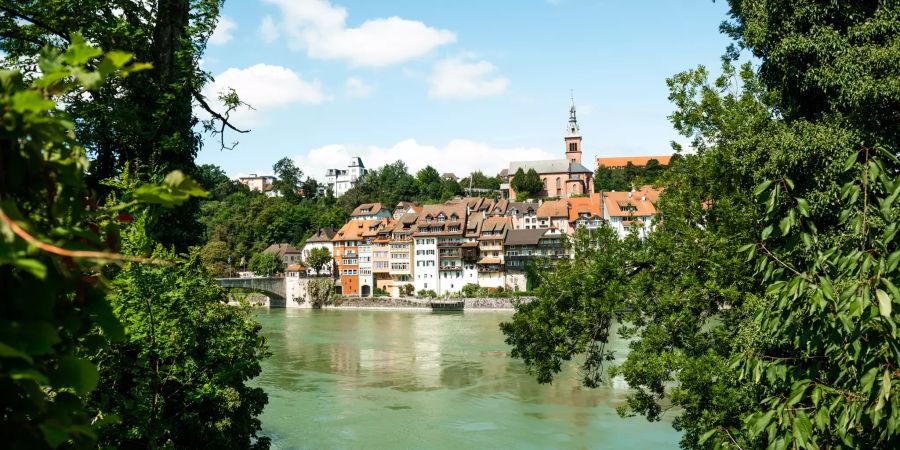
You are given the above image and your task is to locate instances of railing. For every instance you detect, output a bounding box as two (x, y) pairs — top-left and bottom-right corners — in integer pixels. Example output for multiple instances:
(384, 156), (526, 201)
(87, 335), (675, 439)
(437, 241), (462, 247)
(438, 265), (462, 271)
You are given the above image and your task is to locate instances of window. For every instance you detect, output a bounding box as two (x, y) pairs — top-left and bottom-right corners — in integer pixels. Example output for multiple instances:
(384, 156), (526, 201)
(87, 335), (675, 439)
(542, 178), (547, 190)
(569, 142), (577, 153)
(556, 177), (561, 189)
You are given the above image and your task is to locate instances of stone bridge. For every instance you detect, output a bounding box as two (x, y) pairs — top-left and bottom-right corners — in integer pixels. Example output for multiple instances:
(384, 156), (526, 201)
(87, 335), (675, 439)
(215, 277), (286, 307)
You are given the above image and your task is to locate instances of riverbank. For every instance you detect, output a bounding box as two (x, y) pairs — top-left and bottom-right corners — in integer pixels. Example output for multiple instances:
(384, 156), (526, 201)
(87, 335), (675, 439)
(326, 297), (533, 310)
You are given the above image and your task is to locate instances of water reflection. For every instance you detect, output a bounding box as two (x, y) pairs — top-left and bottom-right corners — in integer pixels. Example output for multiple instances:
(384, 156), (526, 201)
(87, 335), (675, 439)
(253, 309), (679, 449)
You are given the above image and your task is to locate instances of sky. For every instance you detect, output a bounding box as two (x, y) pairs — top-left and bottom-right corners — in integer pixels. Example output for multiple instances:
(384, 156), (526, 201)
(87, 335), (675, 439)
(196, 0), (736, 180)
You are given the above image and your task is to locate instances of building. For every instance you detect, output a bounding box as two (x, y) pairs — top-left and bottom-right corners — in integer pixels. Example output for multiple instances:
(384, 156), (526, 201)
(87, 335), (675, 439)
(238, 174), (276, 195)
(567, 193), (605, 231)
(595, 155), (673, 169)
(332, 220), (376, 296)
(262, 243), (302, 267)
(477, 216), (511, 289)
(535, 200), (571, 233)
(350, 202), (392, 220)
(507, 103), (594, 199)
(389, 213), (418, 296)
(300, 228), (336, 276)
(325, 157), (367, 197)
(392, 201), (419, 220)
(372, 221), (393, 294)
(507, 202), (539, 229)
(602, 187), (659, 239)
(504, 228), (565, 290)
(412, 204), (467, 295)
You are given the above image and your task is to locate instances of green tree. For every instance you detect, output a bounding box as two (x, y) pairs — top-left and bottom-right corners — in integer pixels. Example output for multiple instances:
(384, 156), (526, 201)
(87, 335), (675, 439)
(248, 252), (281, 276)
(510, 167), (527, 194)
(307, 278), (335, 308)
(200, 240), (232, 276)
(523, 168), (543, 196)
(416, 165), (443, 201)
(305, 246), (332, 276)
(272, 157), (302, 200)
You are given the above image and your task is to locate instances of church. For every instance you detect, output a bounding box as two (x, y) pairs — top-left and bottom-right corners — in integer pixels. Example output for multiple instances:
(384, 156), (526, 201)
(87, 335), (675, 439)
(506, 103), (594, 199)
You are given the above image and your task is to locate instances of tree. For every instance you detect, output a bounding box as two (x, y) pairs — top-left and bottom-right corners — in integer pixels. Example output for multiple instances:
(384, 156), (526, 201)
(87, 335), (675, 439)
(93, 246), (269, 449)
(200, 240), (231, 276)
(416, 165), (443, 201)
(306, 247), (332, 276)
(272, 157), (302, 200)
(248, 252), (281, 276)
(523, 168), (543, 197)
(510, 167), (527, 194)
(307, 278), (335, 308)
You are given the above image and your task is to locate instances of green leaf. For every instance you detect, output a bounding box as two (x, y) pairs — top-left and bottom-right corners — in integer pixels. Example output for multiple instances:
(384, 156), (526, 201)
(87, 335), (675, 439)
(698, 429), (717, 444)
(133, 171), (208, 207)
(39, 424), (70, 448)
(796, 198), (810, 217)
(754, 180), (773, 197)
(792, 414), (813, 448)
(10, 90), (55, 113)
(762, 225), (774, 241)
(10, 368), (49, 384)
(779, 216), (792, 236)
(788, 381), (808, 405)
(0, 342), (33, 363)
(104, 50), (133, 68)
(13, 258), (47, 280)
(843, 151), (858, 171)
(53, 356), (99, 396)
(62, 34), (102, 65)
(876, 289), (892, 318)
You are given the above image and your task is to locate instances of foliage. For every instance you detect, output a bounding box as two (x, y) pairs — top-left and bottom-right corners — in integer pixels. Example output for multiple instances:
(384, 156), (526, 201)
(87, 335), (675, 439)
(417, 289), (438, 298)
(594, 158), (672, 191)
(200, 240), (232, 276)
(501, 227), (637, 386)
(305, 246), (332, 276)
(92, 244), (270, 449)
(459, 170), (501, 191)
(307, 278), (335, 308)
(0, 40), (204, 449)
(338, 160), (475, 211)
(373, 287), (389, 297)
(400, 284), (414, 297)
(248, 252), (281, 276)
(461, 283), (482, 298)
(272, 157), (302, 200)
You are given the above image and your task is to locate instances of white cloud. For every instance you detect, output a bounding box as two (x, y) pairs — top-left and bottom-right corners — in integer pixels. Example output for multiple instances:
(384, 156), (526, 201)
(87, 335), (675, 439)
(262, 0), (456, 67)
(202, 64), (327, 126)
(209, 16), (237, 45)
(428, 56), (510, 100)
(344, 77), (373, 98)
(259, 15), (280, 43)
(294, 138), (555, 181)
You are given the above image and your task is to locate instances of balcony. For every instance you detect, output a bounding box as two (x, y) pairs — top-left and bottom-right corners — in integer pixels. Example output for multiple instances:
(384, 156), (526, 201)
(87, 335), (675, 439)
(439, 250), (461, 258)
(437, 241), (462, 247)
(439, 265), (462, 271)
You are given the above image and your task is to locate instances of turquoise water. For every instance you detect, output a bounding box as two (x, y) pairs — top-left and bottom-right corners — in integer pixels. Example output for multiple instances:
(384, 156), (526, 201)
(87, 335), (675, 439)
(253, 309), (680, 449)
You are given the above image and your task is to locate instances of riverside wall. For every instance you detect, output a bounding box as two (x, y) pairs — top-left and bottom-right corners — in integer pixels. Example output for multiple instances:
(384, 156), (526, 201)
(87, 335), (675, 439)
(324, 296), (535, 310)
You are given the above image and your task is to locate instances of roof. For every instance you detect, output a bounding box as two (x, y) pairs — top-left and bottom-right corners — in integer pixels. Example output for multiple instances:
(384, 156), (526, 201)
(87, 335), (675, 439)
(603, 190), (659, 218)
(413, 204), (467, 235)
(332, 219), (379, 242)
(477, 257), (502, 265)
(506, 202), (537, 215)
(509, 159), (592, 175)
(596, 155), (672, 168)
(263, 243), (300, 257)
(505, 229), (548, 246)
(566, 193), (604, 222)
(305, 227), (336, 243)
(536, 200), (569, 218)
(442, 172), (458, 180)
(350, 202), (385, 217)
(285, 264), (306, 272)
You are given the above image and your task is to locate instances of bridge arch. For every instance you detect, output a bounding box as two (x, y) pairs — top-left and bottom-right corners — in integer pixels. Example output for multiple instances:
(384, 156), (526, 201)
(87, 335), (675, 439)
(215, 277), (286, 307)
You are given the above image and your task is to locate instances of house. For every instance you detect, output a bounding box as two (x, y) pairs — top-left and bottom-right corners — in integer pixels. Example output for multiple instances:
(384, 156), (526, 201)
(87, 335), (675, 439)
(506, 201), (539, 229)
(412, 204), (468, 295)
(477, 216), (511, 289)
(350, 202), (392, 220)
(371, 220), (394, 294)
(566, 193), (605, 231)
(262, 243), (302, 267)
(332, 220), (377, 296)
(301, 228), (336, 276)
(324, 157), (367, 197)
(389, 213), (418, 296)
(535, 200), (571, 233)
(507, 102), (594, 199)
(602, 187), (660, 239)
(238, 174), (277, 196)
(504, 228), (565, 291)
(392, 201), (419, 220)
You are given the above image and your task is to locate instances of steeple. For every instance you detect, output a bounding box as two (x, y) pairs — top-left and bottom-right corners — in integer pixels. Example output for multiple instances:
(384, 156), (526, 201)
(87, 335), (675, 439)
(564, 91), (583, 164)
(567, 91), (580, 137)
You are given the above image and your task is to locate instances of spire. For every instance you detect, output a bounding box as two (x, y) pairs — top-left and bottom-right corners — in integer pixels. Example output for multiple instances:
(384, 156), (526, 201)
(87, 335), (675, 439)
(567, 90), (580, 137)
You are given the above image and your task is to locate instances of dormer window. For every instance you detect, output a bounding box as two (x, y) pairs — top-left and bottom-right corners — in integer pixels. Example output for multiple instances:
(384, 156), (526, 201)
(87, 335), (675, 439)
(450, 213), (458, 220)
(437, 213), (446, 222)
(426, 215), (432, 222)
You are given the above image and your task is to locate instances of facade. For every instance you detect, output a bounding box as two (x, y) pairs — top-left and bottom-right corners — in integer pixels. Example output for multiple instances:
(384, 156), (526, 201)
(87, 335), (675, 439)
(504, 228), (565, 290)
(351, 202), (392, 220)
(602, 187), (659, 239)
(300, 228), (336, 276)
(413, 204), (467, 295)
(389, 213), (418, 296)
(507, 202), (539, 230)
(263, 243), (302, 267)
(372, 223), (393, 293)
(477, 216), (511, 289)
(535, 200), (571, 233)
(567, 193), (605, 232)
(238, 174), (276, 194)
(507, 103), (594, 199)
(332, 220), (375, 296)
(325, 157), (367, 197)
(392, 201), (419, 220)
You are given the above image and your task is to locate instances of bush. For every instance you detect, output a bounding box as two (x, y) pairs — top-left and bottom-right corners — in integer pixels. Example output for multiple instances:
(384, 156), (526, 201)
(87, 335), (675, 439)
(417, 289), (438, 298)
(400, 284), (414, 297)
(373, 287), (389, 297)
(461, 283), (481, 297)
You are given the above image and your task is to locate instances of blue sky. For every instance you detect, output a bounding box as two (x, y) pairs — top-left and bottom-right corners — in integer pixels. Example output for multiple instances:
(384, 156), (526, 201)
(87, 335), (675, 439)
(197, 0), (735, 180)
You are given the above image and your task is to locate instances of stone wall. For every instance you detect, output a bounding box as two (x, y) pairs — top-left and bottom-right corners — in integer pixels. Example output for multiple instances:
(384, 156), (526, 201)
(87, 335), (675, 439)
(325, 296), (535, 310)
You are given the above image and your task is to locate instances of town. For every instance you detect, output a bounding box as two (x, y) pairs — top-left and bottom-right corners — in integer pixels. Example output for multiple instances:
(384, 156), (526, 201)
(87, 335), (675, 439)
(235, 105), (665, 302)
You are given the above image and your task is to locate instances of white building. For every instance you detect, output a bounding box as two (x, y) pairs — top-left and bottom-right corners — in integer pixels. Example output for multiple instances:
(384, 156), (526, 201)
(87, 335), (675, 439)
(602, 187), (659, 239)
(300, 228), (336, 276)
(325, 157), (367, 197)
(412, 204), (467, 295)
(358, 241), (374, 297)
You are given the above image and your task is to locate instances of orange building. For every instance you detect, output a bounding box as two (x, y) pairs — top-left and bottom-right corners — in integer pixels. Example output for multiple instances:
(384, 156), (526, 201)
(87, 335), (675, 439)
(332, 219), (376, 296)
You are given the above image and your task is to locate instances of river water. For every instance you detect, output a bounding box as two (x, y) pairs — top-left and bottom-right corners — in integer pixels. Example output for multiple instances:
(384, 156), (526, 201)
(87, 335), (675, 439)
(253, 309), (680, 449)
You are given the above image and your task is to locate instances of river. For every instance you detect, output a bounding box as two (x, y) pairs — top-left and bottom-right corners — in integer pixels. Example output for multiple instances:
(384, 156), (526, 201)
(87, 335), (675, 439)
(253, 309), (680, 449)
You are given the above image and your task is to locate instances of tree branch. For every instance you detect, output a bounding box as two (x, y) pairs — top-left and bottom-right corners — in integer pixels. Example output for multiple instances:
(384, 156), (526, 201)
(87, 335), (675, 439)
(0, 4), (71, 44)
(192, 89), (250, 134)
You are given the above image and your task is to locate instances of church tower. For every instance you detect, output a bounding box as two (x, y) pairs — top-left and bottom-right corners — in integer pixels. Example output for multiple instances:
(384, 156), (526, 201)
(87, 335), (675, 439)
(564, 97), (582, 165)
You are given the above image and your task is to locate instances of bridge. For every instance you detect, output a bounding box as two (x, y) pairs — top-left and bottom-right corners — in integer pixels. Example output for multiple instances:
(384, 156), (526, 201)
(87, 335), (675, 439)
(215, 277), (286, 307)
